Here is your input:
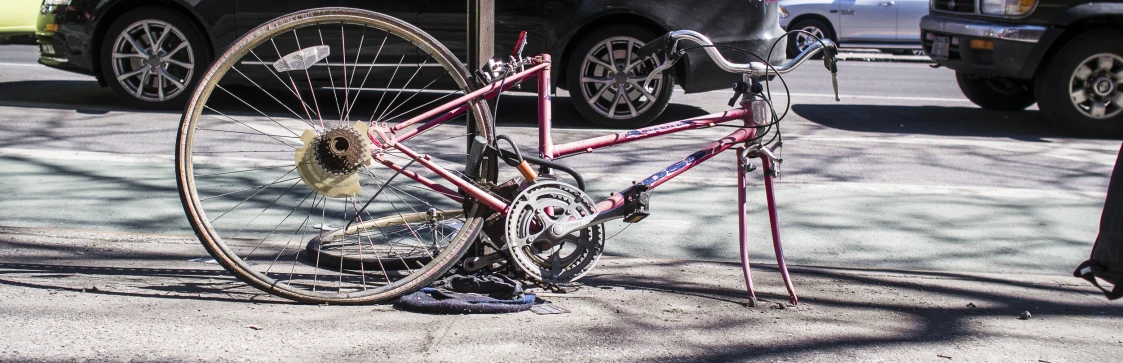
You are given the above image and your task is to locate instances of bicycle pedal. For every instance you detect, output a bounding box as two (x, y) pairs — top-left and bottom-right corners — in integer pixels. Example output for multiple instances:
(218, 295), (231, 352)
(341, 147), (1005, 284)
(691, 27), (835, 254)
(622, 186), (651, 223)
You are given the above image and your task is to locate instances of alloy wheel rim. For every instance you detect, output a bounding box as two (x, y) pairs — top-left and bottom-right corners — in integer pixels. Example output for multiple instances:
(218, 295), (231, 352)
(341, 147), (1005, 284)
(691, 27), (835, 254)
(1068, 53), (1123, 120)
(795, 26), (825, 52)
(578, 36), (663, 120)
(111, 19), (195, 102)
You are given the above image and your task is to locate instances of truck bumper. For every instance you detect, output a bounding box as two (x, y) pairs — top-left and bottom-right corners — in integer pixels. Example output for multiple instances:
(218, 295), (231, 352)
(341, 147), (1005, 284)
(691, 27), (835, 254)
(920, 15), (1050, 79)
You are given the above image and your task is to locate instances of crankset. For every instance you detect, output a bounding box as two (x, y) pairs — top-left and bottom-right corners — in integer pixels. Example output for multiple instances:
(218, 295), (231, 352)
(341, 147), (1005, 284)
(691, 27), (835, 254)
(504, 181), (604, 282)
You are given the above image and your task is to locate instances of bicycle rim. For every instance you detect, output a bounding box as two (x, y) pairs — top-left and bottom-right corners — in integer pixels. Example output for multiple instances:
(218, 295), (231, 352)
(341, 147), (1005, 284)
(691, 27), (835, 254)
(175, 8), (494, 304)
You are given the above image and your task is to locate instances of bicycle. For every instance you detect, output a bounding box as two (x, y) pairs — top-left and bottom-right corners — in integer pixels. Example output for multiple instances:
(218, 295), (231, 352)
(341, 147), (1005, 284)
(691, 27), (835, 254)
(175, 7), (839, 305)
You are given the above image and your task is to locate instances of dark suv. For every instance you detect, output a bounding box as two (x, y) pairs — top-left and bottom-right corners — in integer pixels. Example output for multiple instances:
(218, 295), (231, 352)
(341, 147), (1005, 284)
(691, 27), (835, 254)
(920, 0), (1123, 136)
(35, 0), (785, 128)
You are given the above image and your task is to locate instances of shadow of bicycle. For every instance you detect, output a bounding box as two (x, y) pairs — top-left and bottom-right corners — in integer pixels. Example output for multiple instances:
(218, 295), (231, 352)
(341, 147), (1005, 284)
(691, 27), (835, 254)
(790, 103), (1083, 140)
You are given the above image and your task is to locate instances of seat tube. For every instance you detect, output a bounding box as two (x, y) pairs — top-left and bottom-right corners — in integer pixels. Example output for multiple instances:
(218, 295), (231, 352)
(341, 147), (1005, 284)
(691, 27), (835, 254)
(538, 55), (555, 158)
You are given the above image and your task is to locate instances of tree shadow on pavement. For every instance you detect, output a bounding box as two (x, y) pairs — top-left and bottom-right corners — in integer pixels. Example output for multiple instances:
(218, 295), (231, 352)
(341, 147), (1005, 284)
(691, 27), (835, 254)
(578, 258), (1118, 361)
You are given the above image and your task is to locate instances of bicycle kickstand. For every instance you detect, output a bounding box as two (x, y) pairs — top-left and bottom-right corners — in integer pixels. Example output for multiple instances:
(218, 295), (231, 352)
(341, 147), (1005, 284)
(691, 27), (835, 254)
(740, 145), (799, 305)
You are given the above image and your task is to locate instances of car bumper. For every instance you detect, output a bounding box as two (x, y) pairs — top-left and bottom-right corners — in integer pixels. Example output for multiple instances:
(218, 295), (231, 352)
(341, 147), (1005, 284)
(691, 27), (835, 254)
(35, 4), (96, 77)
(920, 15), (1048, 79)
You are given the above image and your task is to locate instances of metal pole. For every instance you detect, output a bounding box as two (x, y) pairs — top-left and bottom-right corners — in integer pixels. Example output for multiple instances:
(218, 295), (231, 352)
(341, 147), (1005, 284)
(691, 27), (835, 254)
(466, 0), (494, 137)
(466, 0), (494, 77)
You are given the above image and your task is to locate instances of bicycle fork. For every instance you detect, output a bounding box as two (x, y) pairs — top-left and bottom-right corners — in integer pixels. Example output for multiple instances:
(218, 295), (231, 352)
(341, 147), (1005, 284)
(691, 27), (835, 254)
(736, 144), (798, 306)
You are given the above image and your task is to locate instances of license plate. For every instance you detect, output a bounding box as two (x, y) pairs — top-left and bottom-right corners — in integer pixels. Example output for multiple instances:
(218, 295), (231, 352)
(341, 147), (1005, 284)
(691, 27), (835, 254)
(930, 36), (950, 60)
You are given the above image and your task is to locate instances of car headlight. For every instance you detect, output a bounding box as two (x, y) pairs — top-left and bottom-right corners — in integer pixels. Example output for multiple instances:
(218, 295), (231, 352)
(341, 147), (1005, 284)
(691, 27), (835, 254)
(779, 6), (789, 18)
(981, 0), (1036, 15)
(42, 0), (71, 5)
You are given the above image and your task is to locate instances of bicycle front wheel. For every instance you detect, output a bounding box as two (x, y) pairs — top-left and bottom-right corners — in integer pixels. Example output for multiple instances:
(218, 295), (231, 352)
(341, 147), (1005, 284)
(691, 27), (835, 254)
(176, 8), (494, 304)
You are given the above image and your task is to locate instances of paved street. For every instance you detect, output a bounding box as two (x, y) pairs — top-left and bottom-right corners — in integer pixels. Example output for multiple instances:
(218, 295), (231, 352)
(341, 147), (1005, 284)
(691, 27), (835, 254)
(1, 42), (1121, 360)
(0, 44), (1113, 274)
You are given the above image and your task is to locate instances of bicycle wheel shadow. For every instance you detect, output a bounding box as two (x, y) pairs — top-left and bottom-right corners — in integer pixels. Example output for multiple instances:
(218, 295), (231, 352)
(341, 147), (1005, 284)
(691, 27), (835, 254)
(789, 103), (1085, 140)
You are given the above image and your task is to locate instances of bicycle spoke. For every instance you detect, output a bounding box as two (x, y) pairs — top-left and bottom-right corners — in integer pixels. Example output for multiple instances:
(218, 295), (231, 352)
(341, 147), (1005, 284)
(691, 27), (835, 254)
(343, 34), (388, 122)
(230, 66), (314, 126)
(248, 49), (322, 120)
(207, 167), (298, 220)
(375, 59), (429, 123)
(203, 105), (302, 143)
(197, 127), (301, 140)
(369, 55), (406, 123)
(316, 26), (344, 119)
(292, 29), (325, 128)
(180, 9), (492, 303)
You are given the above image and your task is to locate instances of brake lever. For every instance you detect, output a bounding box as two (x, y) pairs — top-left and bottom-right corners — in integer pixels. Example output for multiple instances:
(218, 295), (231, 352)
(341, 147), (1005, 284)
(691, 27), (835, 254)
(823, 45), (840, 102)
(642, 48), (683, 90)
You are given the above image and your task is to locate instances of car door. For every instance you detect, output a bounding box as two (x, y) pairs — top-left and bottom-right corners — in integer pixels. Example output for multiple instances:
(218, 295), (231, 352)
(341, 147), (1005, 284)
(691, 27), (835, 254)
(835, 0), (896, 42)
(895, 0), (927, 41)
(417, 0), (548, 64)
(235, 1), (417, 35)
(231, 1), (420, 93)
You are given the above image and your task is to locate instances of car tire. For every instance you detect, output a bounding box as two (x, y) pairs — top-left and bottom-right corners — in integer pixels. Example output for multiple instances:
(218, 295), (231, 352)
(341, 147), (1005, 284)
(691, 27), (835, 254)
(786, 18), (833, 59)
(955, 72), (1035, 111)
(100, 7), (211, 109)
(1034, 30), (1123, 137)
(567, 25), (674, 128)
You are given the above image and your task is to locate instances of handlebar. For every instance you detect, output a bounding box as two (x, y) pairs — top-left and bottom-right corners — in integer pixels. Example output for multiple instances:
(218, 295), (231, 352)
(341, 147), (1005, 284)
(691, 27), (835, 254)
(640, 30), (840, 100)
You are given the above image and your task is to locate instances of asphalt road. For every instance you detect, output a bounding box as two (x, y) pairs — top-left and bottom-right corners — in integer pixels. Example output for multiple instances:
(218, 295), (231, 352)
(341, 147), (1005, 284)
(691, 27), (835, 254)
(0, 43), (1117, 277)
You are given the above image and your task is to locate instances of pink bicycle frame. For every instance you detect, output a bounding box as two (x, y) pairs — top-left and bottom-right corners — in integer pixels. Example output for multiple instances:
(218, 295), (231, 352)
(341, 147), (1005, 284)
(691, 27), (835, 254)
(370, 55), (799, 305)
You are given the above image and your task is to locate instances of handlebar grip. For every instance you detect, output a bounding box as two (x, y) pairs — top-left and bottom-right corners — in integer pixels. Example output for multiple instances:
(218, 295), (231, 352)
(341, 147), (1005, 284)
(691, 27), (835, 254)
(637, 33), (673, 60)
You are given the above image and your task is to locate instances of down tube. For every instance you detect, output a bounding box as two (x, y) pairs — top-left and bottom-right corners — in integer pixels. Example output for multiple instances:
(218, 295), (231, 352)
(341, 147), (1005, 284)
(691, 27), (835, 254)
(593, 127), (757, 214)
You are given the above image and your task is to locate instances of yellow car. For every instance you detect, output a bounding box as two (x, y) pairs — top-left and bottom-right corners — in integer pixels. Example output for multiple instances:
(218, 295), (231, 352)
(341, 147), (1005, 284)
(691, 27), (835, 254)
(0, 0), (39, 41)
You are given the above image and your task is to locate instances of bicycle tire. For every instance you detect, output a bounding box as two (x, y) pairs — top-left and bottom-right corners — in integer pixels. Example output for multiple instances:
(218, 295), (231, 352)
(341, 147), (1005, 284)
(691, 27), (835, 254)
(176, 8), (494, 304)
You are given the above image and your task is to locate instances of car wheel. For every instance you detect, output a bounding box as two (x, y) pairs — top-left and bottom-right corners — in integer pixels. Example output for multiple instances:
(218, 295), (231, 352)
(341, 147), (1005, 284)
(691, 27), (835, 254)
(100, 7), (210, 109)
(567, 25), (674, 128)
(955, 72), (1035, 111)
(1035, 30), (1123, 137)
(786, 18), (832, 59)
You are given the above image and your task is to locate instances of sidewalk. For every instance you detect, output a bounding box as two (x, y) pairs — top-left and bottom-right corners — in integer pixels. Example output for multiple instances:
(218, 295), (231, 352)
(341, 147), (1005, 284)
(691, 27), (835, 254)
(0, 226), (1117, 362)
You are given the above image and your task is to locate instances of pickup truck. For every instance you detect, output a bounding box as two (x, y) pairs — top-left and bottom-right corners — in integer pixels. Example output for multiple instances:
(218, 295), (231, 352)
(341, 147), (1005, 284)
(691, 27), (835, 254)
(921, 0), (1123, 137)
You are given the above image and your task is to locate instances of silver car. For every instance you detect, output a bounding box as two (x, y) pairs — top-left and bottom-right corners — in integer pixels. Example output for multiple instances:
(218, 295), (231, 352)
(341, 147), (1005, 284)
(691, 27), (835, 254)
(779, 0), (927, 58)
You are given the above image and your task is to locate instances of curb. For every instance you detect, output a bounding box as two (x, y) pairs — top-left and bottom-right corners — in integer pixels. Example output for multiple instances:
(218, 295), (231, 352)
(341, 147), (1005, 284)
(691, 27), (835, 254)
(837, 52), (935, 64)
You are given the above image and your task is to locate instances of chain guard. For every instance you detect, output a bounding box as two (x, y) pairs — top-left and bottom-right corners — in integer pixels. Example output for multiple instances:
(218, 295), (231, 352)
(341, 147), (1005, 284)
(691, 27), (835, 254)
(504, 181), (604, 282)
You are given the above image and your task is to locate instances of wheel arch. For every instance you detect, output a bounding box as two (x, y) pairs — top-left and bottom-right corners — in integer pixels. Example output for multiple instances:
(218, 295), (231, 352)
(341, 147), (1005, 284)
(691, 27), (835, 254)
(90, 0), (214, 80)
(785, 13), (837, 40)
(1029, 15), (1123, 80)
(554, 13), (675, 89)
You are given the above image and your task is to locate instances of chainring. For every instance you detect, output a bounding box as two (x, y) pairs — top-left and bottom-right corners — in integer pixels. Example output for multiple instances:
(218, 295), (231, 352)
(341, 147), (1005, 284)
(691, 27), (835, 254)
(505, 181), (604, 282)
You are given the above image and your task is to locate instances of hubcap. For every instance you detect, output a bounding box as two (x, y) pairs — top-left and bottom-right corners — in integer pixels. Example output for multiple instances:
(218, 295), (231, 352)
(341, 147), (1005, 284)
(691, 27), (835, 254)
(1068, 53), (1123, 120)
(111, 19), (195, 102)
(578, 36), (664, 120)
(795, 26), (826, 52)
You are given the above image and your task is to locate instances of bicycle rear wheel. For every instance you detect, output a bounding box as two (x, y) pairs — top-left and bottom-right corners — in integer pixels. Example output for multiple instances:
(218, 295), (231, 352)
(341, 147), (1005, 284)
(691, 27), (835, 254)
(176, 8), (494, 304)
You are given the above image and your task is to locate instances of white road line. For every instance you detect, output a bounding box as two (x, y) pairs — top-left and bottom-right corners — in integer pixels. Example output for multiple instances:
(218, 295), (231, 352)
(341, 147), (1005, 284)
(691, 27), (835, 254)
(784, 92), (969, 102)
(0, 62), (42, 67)
(0, 148), (175, 164)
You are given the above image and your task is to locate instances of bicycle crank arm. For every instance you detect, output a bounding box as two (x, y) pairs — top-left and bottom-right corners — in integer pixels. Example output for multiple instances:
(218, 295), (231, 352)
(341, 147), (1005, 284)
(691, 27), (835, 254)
(463, 251), (507, 272)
